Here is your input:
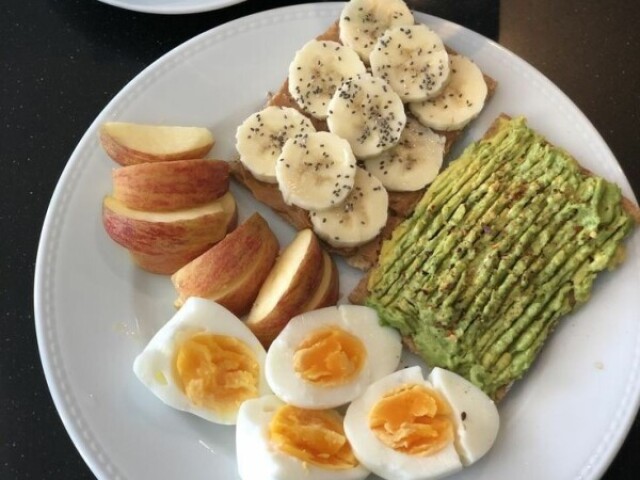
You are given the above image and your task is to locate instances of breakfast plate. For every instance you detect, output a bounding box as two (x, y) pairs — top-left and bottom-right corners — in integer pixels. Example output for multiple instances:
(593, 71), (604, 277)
(34, 3), (640, 479)
(97, 0), (246, 15)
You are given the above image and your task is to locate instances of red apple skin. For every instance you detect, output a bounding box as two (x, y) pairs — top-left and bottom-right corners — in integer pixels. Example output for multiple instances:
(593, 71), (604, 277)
(301, 251), (339, 312)
(100, 123), (214, 166)
(246, 230), (325, 347)
(102, 193), (236, 274)
(102, 194), (234, 254)
(130, 246), (213, 275)
(112, 159), (229, 212)
(171, 213), (279, 316)
(128, 206), (237, 276)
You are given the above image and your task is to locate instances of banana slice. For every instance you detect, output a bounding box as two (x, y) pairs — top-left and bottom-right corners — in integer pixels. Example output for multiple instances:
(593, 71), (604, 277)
(409, 54), (488, 131)
(339, 0), (414, 62)
(327, 73), (406, 159)
(288, 40), (367, 120)
(363, 117), (445, 191)
(236, 106), (316, 183)
(276, 131), (357, 210)
(310, 167), (388, 248)
(370, 25), (450, 102)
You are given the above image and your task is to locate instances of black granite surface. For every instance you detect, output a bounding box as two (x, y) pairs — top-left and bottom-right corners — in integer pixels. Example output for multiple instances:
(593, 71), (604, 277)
(1, 0), (638, 478)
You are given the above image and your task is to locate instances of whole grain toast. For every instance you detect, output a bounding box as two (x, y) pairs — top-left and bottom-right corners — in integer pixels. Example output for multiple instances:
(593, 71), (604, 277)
(349, 114), (640, 305)
(350, 114), (640, 401)
(229, 20), (497, 270)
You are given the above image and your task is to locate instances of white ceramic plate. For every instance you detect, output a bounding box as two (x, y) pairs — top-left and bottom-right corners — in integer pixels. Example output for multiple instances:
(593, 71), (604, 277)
(97, 0), (246, 15)
(34, 3), (640, 480)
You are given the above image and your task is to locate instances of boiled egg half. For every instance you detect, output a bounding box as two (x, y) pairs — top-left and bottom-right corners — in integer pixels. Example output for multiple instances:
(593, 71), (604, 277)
(133, 297), (270, 425)
(236, 395), (370, 480)
(344, 366), (500, 480)
(265, 305), (402, 409)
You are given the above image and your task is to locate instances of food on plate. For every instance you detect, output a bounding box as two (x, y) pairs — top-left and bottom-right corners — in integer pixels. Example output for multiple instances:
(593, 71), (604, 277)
(230, 0), (496, 269)
(288, 39), (367, 120)
(361, 116), (639, 399)
(339, 0), (413, 61)
(236, 395), (370, 480)
(362, 117), (445, 192)
(301, 251), (340, 312)
(344, 366), (499, 480)
(309, 167), (389, 248)
(265, 305), (402, 409)
(172, 213), (279, 315)
(133, 297), (270, 425)
(276, 131), (357, 211)
(102, 191), (236, 274)
(112, 158), (230, 212)
(410, 54), (489, 131)
(369, 25), (450, 102)
(100, 120), (233, 274)
(100, 122), (214, 166)
(246, 229), (325, 346)
(327, 73), (407, 159)
(236, 106), (315, 183)
(428, 367), (500, 465)
(105, 3), (640, 478)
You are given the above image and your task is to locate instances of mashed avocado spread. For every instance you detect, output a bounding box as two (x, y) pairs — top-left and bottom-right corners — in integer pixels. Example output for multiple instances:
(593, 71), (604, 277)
(366, 116), (634, 399)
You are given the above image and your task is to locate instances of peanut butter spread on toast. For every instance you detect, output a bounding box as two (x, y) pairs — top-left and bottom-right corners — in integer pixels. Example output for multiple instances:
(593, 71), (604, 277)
(230, 20), (497, 270)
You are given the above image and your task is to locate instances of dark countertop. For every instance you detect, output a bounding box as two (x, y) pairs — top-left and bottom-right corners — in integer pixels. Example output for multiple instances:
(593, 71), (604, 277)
(1, 0), (638, 478)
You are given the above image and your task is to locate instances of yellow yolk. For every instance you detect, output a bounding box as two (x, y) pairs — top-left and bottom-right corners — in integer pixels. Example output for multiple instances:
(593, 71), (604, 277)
(174, 333), (259, 414)
(269, 404), (359, 470)
(368, 384), (454, 456)
(293, 327), (366, 387)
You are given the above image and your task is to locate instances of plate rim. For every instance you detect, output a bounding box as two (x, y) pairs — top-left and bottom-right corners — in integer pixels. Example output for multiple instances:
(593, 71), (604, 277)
(96, 0), (247, 15)
(34, 2), (640, 479)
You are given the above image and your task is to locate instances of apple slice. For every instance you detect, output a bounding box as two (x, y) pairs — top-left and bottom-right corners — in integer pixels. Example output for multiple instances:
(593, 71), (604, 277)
(103, 192), (235, 254)
(129, 245), (215, 276)
(246, 229), (324, 346)
(300, 251), (339, 312)
(172, 213), (279, 316)
(112, 159), (230, 211)
(102, 192), (236, 274)
(129, 207), (237, 275)
(100, 122), (215, 166)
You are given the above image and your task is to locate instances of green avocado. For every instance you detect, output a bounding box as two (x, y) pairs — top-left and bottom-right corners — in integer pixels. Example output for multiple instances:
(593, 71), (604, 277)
(366, 116), (634, 399)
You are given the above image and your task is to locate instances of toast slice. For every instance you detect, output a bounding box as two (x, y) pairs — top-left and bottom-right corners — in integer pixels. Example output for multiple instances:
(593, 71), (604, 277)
(350, 115), (640, 305)
(230, 21), (497, 270)
(354, 114), (639, 401)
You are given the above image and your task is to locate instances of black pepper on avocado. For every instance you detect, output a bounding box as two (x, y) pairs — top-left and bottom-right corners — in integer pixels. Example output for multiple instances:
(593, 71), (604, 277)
(365, 116), (636, 400)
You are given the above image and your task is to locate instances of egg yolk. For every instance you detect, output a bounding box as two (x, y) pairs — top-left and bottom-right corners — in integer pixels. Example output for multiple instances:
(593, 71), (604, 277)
(293, 327), (366, 387)
(269, 404), (359, 470)
(368, 384), (454, 456)
(174, 333), (259, 414)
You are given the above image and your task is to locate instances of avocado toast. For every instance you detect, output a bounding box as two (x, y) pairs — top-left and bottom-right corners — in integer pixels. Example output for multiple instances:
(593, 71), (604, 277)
(357, 115), (639, 400)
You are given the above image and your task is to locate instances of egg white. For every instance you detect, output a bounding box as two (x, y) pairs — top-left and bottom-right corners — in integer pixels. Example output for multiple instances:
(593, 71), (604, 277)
(344, 367), (463, 480)
(236, 395), (370, 480)
(132, 297), (270, 425)
(265, 305), (402, 409)
(428, 367), (500, 465)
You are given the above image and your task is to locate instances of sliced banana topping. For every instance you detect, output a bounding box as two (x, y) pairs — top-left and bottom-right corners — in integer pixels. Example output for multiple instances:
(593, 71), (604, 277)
(327, 73), (406, 159)
(310, 167), (388, 248)
(339, 0), (414, 62)
(363, 117), (445, 192)
(276, 131), (357, 211)
(288, 40), (367, 120)
(236, 106), (316, 183)
(370, 25), (450, 102)
(409, 54), (488, 132)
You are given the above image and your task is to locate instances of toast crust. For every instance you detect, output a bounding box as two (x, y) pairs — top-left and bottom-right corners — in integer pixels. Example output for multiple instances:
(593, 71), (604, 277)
(230, 20), (497, 270)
